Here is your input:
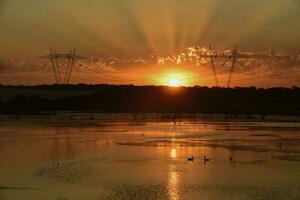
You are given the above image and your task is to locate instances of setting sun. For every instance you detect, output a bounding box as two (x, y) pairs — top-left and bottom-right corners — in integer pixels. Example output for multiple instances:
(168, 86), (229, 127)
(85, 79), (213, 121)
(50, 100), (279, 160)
(157, 70), (191, 87)
(168, 79), (181, 87)
(148, 65), (201, 87)
(166, 73), (184, 87)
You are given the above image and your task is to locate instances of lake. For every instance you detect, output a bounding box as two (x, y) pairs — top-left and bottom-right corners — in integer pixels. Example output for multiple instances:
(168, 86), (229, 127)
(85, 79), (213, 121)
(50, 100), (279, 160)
(1, 118), (300, 199)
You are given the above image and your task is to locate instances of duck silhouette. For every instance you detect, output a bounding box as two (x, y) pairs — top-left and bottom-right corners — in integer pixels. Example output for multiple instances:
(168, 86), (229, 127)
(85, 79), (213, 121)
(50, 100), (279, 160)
(203, 155), (210, 164)
(187, 156), (194, 161)
(229, 155), (233, 164)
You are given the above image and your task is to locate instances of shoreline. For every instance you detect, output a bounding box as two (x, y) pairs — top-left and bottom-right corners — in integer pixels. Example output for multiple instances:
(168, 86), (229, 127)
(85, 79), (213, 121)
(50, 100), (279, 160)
(1, 112), (300, 124)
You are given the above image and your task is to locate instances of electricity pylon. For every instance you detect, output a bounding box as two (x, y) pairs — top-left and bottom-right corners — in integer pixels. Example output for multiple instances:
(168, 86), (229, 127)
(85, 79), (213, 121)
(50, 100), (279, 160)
(209, 44), (219, 87)
(226, 45), (238, 88)
(208, 45), (237, 88)
(40, 49), (85, 84)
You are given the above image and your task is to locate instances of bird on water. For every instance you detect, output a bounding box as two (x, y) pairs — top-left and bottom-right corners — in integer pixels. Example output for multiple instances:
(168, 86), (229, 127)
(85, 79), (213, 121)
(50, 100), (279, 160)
(203, 155), (210, 164)
(187, 156), (194, 161)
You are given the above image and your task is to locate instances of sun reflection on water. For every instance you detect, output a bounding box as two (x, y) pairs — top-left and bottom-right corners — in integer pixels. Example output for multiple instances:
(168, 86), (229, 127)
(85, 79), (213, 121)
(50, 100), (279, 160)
(170, 148), (177, 159)
(168, 148), (180, 200)
(168, 165), (180, 200)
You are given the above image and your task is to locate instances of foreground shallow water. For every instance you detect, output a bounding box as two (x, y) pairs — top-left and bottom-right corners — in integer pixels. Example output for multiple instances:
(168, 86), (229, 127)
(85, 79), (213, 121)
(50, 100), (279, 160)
(1, 120), (300, 199)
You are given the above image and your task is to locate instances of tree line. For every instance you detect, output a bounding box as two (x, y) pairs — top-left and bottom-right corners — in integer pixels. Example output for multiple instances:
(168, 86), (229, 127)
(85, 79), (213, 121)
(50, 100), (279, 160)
(0, 84), (299, 115)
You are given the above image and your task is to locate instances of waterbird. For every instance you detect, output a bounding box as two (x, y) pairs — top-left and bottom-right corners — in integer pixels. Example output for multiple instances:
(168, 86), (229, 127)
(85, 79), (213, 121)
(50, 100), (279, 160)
(203, 155), (210, 164)
(89, 116), (95, 120)
(187, 156), (194, 161)
(229, 155), (233, 164)
(172, 113), (177, 125)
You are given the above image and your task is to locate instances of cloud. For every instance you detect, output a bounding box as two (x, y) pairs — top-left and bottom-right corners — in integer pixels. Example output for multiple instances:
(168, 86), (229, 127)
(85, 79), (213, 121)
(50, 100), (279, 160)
(1, 46), (300, 87)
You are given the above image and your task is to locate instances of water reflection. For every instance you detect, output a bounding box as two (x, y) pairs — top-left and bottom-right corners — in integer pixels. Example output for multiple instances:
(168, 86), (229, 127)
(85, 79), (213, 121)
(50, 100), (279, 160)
(168, 165), (180, 200)
(170, 148), (177, 159)
(168, 148), (180, 200)
(1, 121), (300, 199)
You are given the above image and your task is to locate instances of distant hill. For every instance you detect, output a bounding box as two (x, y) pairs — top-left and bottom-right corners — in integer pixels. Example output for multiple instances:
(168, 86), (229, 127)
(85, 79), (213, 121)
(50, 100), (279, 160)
(0, 84), (299, 116)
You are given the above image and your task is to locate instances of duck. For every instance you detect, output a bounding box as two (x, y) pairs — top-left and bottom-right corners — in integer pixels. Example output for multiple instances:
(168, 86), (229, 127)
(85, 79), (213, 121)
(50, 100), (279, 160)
(187, 156), (194, 161)
(203, 155), (210, 163)
(229, 155), (233, 164)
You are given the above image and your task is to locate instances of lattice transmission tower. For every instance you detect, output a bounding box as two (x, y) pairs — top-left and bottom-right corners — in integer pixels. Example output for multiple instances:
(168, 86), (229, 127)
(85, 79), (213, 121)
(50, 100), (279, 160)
(226, 45), (238, 88)
(208, 45), (238, 88)
(40, 49), (85, 84)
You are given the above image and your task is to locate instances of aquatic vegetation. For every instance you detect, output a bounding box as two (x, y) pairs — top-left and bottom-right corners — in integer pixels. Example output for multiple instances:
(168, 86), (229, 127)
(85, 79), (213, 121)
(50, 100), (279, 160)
(275, 155), (300, 162)
(100, 183), (169, 200)
(0, 186), (40, 191)
(36, 160), (92, 183)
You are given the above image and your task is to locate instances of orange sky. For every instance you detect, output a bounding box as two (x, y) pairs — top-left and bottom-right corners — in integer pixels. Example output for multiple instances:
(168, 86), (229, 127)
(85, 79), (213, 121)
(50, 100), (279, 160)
(0, 0), (300, 87)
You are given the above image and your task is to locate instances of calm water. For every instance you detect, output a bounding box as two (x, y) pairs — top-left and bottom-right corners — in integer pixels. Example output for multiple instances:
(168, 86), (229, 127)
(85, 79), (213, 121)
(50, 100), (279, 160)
(1, 120), (300, 199)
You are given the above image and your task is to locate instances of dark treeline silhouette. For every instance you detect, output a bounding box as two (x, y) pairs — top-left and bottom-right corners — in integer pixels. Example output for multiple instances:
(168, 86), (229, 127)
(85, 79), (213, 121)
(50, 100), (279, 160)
(0, 84), (299, 115)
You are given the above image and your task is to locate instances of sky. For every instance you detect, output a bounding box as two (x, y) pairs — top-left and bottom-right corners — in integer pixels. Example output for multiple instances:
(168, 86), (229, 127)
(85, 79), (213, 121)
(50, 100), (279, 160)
(0, 0), (300, 87)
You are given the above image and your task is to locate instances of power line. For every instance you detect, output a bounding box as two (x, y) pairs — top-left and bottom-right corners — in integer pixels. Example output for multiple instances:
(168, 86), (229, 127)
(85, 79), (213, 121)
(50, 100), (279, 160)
(227, 45), (238, 88)
(207, 45), (238, 88)
(39, 49), (85, 84)
(209, 44), (219, 87)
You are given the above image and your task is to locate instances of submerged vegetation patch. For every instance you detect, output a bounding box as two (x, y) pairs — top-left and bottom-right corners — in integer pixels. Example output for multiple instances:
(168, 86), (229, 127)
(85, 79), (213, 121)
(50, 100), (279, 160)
(100, 182), (300, 200)
(36, 160), (92, 183)
(0, 186), (41, 190)
(100, 183), (169, 200)
(275, 154), (300, 162)
(188, 184), (300, 200)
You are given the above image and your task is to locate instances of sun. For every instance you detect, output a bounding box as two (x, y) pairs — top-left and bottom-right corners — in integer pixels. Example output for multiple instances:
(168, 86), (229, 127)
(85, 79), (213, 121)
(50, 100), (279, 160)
(168, 79), (181, 87)
(164, 73), (185, 87)
(153, 68), (197, 87)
